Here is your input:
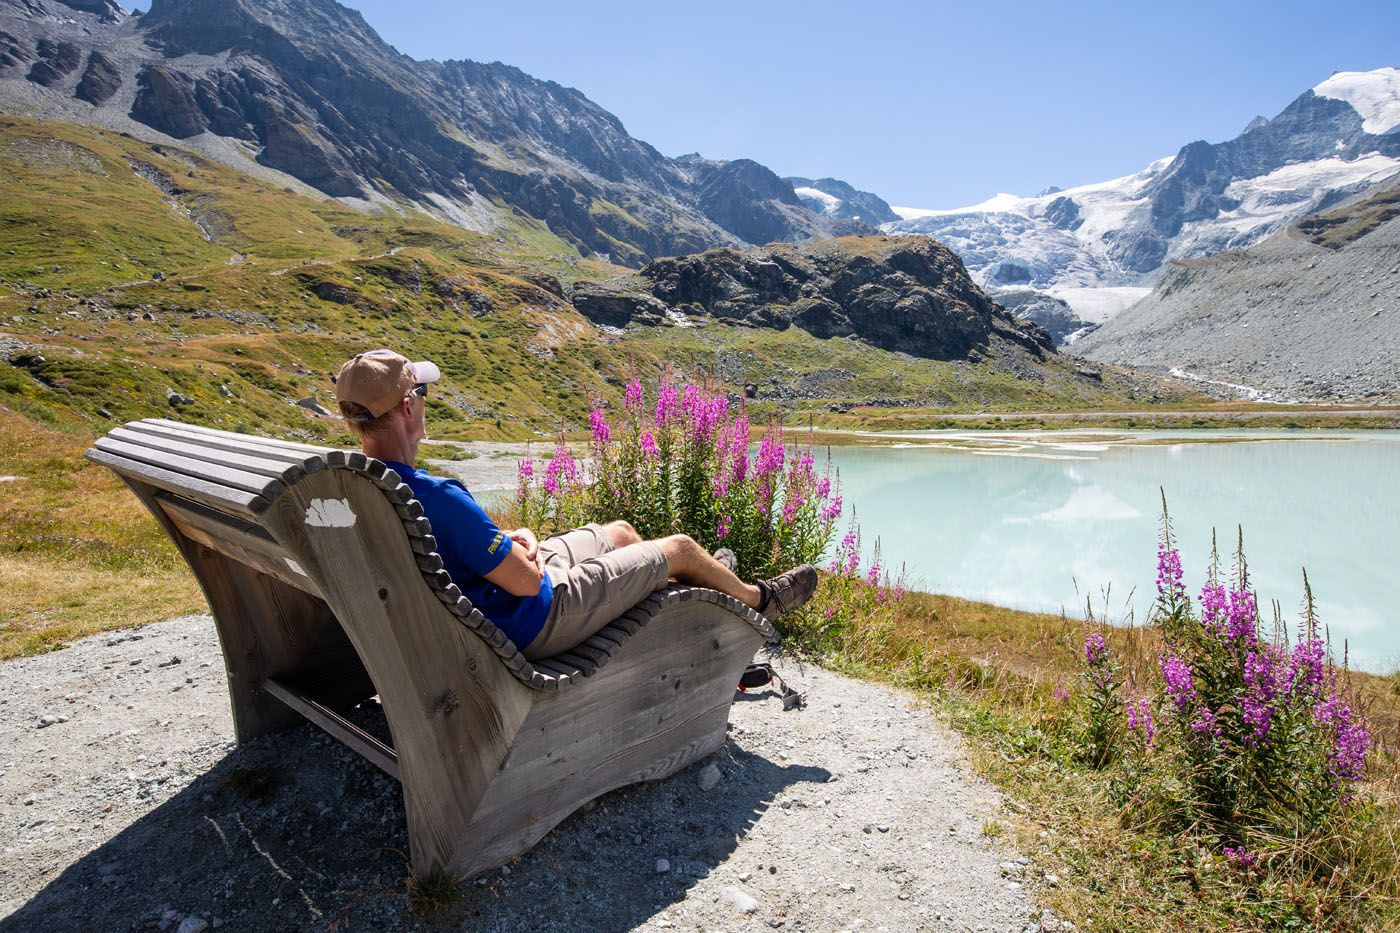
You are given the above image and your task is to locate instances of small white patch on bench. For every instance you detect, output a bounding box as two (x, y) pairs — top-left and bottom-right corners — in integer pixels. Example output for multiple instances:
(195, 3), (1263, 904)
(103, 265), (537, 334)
(285, 557), (308, 576)
(306, 498), (356, 528)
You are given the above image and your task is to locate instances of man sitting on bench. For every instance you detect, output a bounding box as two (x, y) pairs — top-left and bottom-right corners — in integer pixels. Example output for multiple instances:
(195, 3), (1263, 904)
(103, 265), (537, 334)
(334, 349), (818, 660)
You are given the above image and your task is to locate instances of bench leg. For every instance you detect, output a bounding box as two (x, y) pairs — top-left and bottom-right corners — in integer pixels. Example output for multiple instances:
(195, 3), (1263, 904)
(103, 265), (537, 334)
(184, 544), (345, 742)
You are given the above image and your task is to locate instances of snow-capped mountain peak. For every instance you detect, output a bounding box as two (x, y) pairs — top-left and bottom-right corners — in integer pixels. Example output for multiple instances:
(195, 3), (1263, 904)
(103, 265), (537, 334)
(1313, 67), (1400, 135)
(881, 69), (1400, 323)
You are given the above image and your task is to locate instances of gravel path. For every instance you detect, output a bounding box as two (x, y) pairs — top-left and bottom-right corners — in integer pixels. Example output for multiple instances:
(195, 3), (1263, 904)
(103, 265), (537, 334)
(0, 616), (1062, 932)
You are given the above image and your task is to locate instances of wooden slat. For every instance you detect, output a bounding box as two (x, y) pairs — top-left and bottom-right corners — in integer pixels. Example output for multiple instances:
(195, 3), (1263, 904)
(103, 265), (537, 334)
(582, 634), (622, 655)
(109, 427), (311, 483)
(553, 651), (600, 675)
(531, 658), (580, 679)
(122, 421), (329, 469)
(262, 678), (400, 780)
(610, 614), (643, 636)
(144, 418), (332, 456)
(85, 448), (268, 517)
(94, 437), (285, 498)
(157, 494), (322, 599)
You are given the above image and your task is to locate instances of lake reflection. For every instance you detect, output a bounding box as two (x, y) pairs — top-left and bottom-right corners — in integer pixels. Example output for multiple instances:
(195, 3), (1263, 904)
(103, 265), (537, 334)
(827, 431), (1400, 672)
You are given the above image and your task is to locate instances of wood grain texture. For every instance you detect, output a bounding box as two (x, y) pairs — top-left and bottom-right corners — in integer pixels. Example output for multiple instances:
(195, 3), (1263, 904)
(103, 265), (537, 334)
(262, 469), (535, 874)
(93, 437), (285, 499)
(452, 600), (765, 877)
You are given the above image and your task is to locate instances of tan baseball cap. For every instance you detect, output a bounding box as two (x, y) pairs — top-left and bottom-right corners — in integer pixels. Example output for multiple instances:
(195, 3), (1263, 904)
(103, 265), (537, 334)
(334, 349), (441, 417)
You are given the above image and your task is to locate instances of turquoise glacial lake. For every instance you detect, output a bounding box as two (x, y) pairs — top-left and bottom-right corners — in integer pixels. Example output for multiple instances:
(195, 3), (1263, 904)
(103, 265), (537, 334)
(825, 431), (1400, 673)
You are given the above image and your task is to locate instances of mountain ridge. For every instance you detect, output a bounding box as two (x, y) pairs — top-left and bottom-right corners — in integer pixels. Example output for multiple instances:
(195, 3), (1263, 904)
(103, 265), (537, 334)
(1071, 174), (1400, 402)
(0, 0), (861, 266)
(882, 67), (1400, 321)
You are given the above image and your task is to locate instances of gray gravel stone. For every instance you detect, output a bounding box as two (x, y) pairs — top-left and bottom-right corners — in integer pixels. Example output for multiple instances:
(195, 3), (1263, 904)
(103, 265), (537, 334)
(696, 762), (721, 791)
(0, 615), (1039, 931)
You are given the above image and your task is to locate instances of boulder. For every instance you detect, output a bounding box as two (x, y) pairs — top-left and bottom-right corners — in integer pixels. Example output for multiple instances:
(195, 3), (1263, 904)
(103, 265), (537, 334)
(569, 280), (668, 328)
(26, 40), (81, 87)
(131, 66), (209, 139)
(75, 51), (121, 105)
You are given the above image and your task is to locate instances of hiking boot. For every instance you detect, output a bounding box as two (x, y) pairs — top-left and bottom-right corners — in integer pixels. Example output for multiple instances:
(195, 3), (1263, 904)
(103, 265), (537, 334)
(757, 564), (818, 619)
(713, 547), (738, 573)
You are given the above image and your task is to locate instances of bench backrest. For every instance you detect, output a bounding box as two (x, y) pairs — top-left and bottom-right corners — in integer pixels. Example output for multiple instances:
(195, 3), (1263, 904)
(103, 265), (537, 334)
(86, 420), (776, 692)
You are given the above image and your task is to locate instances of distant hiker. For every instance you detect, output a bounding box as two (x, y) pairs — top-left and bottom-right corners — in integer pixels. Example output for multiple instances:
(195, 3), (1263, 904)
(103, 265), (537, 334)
(334, 349), (817, 659)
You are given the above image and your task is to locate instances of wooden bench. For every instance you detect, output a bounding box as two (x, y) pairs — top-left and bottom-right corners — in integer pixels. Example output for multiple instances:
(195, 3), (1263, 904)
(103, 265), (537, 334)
(85, 418), (777, 878)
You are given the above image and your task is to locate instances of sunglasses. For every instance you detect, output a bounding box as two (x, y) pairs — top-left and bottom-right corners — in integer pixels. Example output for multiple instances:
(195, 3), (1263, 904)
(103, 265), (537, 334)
(409, 383), (428, 400)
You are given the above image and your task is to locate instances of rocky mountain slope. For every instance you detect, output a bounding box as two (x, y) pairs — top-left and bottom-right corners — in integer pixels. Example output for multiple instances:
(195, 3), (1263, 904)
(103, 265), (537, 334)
(569, 235), (1055, 362)
(0, 0), (853, 266)
(785, 176), (899, 225)
(883, 68), (1400, 321)
(1072, 177), (1400, 401)
(0, 118), (1166, 448)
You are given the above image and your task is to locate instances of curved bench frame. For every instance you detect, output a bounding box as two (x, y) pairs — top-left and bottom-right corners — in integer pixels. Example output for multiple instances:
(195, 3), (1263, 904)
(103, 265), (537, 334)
(86, 419), (776, 877)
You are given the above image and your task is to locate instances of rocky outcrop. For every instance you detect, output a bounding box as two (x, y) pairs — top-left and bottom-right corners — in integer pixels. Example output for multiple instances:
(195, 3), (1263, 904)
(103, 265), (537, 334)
(25, 38), (79, 86)
(0, 0), (850, 265)
(786, 176), (900, 225)
(569, 280), (669, 327)
(130, 66), (207, 139)
(990, 287), (1096, 346)
(1073, 179), (1400, 401)
(74, 50), (119, 104)
(572, 235), (1054, 361)
(0, 29), (28, 69)
(55, 0), (125, 22)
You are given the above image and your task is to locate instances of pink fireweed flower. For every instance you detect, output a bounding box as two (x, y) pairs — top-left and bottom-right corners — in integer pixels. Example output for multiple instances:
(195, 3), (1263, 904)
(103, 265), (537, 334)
(1084, 632), (1108, 666)
(816, 476), (831, 500)
(712, 473), (730, 498)
(654, 384), (679, 426)
(731, 415), (750, 455)
(716, 514), (731, 541)
(1222, 846), (1257, 870)
(1315, 693), (1370, 785)
(1156, 545), (1185, 601)
(865, 563), (881, 586)
(588, 407), (612, 445)
(543, 442), (578, 496)
(730, 451), (749, 484)
(820, 496), (843, 522)
(755, 435), (785, 477)
(1127, 697), (1157, 747)
(1225, 588), (1258, 641)
(1053, 683), (1070, 703)
(624, 380), (643, 411)
(1291, 636), (1327, 696)
(692, 395), (728, 441)
(640, 431), (659, 459)
(517, 459), (535, 480)
(1199, 582), (1228, 631)
(1189, 707), (1222, 736)
(1241, 694), (1273, 744)
(1159, 655), (1196, 709)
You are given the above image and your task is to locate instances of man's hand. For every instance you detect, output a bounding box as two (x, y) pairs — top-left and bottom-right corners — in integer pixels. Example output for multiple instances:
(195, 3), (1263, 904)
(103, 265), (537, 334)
(484, 528), (544, 597)
(507, 527), (539, 562)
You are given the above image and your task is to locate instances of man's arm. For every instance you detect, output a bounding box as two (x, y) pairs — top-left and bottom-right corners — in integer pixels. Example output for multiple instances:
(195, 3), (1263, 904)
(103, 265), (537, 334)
(483, 543), (544, 597)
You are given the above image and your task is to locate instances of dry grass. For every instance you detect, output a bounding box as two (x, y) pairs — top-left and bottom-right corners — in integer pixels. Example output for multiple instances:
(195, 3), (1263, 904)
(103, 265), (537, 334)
(0, 556), (202, 658)
(0, 408), (204, 659)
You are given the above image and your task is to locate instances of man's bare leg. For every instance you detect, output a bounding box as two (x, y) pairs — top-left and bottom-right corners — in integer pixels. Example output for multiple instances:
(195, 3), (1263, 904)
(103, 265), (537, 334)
(658, 534), (762, 609)
(603, 520), (643, 549)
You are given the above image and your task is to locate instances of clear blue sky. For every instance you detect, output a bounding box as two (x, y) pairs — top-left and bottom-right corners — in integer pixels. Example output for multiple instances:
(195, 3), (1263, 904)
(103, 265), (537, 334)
(130, 0), (1399, 207)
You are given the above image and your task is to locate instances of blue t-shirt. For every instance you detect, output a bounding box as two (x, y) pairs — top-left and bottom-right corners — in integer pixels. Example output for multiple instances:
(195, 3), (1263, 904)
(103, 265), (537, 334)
(384, 461), (553, 651)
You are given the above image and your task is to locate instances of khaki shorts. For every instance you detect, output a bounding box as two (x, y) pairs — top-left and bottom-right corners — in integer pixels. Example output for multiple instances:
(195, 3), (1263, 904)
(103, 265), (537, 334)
(523, 524), (671, 660)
